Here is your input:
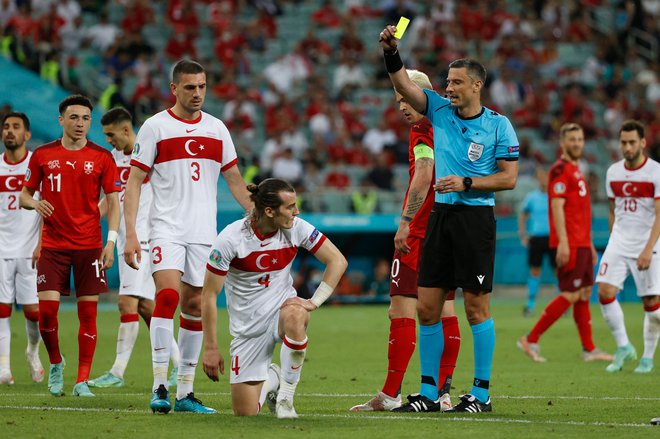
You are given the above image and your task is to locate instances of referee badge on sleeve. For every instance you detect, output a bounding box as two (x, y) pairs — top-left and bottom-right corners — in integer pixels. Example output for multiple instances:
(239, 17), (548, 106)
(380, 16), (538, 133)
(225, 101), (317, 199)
(468, 142), (484, 162)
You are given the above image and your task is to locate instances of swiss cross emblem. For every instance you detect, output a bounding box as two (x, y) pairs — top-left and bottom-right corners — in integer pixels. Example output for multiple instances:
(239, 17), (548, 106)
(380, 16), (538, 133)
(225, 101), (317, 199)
(84, 161), (94, 174)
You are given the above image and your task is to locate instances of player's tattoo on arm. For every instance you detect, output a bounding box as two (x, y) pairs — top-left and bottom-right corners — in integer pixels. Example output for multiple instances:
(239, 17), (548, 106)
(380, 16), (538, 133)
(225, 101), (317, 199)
(405, 191), (424, 217)
(404, 157), (433, 219)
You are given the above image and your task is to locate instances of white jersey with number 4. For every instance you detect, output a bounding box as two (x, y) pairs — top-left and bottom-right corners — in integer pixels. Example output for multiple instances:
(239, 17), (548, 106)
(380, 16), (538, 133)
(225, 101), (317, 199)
(0, 152), (40, 258)
(131, 109), (238, 244)
(605, 157), (660, 258)
(206, 217), (327, 338)
(113, 149), (152, 251)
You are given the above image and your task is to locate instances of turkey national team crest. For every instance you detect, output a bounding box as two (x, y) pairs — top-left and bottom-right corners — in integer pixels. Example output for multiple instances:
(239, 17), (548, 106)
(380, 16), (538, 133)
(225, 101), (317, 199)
(467, 142), (484, 162)
(84, 161), (94, 175)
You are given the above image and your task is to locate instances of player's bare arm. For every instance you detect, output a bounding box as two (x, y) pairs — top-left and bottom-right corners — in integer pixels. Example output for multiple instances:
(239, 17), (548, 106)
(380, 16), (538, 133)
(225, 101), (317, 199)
(222, 165), (253, 211)
(101, 191), (120, 270)
(435, 160), (518, 193)
(31, 218), (43, 269)
(551, 197), (570, 267)
(201, 269), (226, 381)
(19, 186), (54, 217)
(379, 25), (427, 114)
(395, 156), (433, 254)
(282, 239), (348, 311)
(638, 199), (660, 271)
(98, 196), (108, 218)
(123, 165), (147, 269)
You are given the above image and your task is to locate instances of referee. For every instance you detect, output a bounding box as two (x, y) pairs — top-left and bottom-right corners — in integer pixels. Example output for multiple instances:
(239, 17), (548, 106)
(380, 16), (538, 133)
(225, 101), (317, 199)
(380, 25), (519, 413)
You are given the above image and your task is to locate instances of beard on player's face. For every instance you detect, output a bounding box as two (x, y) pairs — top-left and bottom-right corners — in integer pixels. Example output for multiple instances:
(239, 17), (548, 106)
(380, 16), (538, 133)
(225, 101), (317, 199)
(2, 136), (24, 150)
(623, 147), (641, 162)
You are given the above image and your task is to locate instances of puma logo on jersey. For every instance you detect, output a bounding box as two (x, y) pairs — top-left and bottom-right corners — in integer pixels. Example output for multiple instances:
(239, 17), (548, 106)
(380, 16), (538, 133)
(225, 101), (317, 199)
(66, 161), (76, 169)
(477, 275), (485, 285)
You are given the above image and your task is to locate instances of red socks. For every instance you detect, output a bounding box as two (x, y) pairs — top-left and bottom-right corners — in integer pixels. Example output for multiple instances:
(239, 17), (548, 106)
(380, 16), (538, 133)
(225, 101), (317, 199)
(39, 300), (62, 364)
(527, 295), (571, 343)
(438, 316), (461, 395)
(573, 299), (595, 352)
(382, 318), (416, 398)
(76, 301), (98, 383)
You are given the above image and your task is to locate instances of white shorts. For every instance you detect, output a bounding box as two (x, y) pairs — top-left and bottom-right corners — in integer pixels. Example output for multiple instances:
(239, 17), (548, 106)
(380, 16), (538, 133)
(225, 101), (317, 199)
(596, 249), (660, 297)
(118, 248), (155, 300)
(0, 258), (38, 305)
(229, 313), (281, 384)
(149, 239), (211, 287)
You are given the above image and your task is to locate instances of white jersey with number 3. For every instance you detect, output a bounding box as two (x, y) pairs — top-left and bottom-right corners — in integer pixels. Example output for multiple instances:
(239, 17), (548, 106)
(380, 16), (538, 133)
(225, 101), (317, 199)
(605, 157), (660, 258)
(113, 149), (152, 251)
(131, 109), (238, 244)
(0, 152), (40, 258)
(206, 217), (327, 338)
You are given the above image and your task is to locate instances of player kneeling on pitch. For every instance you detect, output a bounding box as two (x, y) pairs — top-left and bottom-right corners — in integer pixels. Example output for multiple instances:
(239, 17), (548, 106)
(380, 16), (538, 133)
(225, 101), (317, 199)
(201, 178), (348, 418)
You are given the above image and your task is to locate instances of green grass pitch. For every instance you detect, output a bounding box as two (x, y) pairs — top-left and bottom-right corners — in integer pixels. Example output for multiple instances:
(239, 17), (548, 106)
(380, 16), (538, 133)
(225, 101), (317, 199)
(1, 299), (658, 438)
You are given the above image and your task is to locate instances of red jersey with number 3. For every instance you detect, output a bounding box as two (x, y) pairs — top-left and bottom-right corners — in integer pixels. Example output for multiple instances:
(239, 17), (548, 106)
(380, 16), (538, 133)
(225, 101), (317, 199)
(24, 140), (120, 250)
(548, 158), (591, 248)
(404, 118), (435, 239)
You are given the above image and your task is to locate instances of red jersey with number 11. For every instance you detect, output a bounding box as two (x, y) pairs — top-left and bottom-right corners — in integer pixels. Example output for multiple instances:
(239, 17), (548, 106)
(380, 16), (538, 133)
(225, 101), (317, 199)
(548, 158), (591, 248)
(24, 140), (120, 250)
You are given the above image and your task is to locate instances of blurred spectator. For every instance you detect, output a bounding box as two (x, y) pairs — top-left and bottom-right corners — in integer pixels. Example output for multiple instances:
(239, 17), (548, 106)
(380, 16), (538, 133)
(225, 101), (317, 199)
(333, 53), (367, 96)
(55, 0), (81, 26)
(384, 0), (416, 25)
(368, 152), (395, 190)
(312, 0), (341, 28)
(324, 164), (351, 191)
(0, 0), (16, 28)
(363, 258), (390, 297)
(122, 0), (154, 34)
(272, 148), (303, 183)
(85, 12), (119, 51)
(363, 119), (396, 156)
(165, 29), (198, 62)
(59, 15), (85, 54)
(351, 177), (379, 215)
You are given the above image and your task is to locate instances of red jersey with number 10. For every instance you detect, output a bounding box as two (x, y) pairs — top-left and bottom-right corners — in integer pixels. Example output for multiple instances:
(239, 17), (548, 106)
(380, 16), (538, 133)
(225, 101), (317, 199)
(548, 158), (591, 248)
(404, 118), (435, 239)
(24, 140), (120, 250)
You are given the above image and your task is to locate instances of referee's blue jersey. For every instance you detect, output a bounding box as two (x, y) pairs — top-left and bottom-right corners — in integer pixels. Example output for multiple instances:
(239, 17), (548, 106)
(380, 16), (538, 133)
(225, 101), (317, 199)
(423, 89), (519, 206)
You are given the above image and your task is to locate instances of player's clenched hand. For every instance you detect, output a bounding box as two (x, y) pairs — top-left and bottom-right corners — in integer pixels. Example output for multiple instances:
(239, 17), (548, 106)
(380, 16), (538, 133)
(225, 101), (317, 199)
(34, 200), (54, 218)
(281, 296), (317, 312)
(123, 234), (141, 270)
(203, 345), (224, 381)
(637, 248), (652, 271)
(100, 243), (115, 270)
(394, 222), (411, 254)
(556, 241), (570, 268)
(434, 175), (464, 193)
(379, 25), (398, 52)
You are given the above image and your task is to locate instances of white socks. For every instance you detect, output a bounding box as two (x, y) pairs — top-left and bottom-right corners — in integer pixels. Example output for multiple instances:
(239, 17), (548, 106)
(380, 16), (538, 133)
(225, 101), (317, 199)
(0, 318), (10, 371)
(150, 317), (173, 391)
(278, 336), (307, 402)
(111, 321), (139, 379)
(600, 299), (630, 347)
(642, 308), (660, 359)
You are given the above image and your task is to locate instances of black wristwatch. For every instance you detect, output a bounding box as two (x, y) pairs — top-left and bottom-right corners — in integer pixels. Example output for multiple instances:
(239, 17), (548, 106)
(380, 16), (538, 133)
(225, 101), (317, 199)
(463, 177), (473, 192)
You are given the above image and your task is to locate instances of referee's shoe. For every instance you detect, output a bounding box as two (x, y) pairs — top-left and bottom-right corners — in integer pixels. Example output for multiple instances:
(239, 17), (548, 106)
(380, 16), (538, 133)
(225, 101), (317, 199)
(391, 393), (441, 413)
(445, 394), (492, 413)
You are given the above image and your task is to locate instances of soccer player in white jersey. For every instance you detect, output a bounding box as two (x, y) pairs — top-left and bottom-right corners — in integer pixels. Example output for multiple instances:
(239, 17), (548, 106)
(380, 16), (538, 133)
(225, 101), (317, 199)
(124, 60), (252, 414)
(201, 178), (348, 418)
(0, 112), (44, 385)
(597, 120), (660, 373)
(88, 108), (180, 389)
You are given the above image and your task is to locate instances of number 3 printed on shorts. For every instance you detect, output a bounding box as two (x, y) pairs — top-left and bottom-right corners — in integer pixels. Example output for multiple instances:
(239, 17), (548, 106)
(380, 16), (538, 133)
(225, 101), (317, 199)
(152, 246), (163, 265)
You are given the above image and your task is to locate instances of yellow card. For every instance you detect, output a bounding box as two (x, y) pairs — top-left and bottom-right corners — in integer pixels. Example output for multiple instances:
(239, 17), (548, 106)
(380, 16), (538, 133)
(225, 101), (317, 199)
(394, 17), (410, 39)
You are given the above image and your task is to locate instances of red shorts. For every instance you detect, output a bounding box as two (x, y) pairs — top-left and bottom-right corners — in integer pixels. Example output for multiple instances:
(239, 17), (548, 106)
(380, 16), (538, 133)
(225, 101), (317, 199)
(37, 248), (108, 296)
(557, 247), (594, 293)
(390, 236), (456, 300)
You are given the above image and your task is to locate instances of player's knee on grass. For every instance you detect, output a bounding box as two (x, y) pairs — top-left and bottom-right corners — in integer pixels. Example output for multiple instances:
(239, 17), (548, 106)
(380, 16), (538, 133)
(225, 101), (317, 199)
(231, 382), (261, 416)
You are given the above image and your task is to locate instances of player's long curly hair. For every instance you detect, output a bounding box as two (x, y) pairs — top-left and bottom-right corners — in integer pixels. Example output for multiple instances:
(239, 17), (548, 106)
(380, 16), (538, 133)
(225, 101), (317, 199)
(245, 178), (296, 230)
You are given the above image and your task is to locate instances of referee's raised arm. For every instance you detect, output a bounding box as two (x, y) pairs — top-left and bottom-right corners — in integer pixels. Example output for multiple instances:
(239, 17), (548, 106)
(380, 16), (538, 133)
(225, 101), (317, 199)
(379, 25), (427, 115)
